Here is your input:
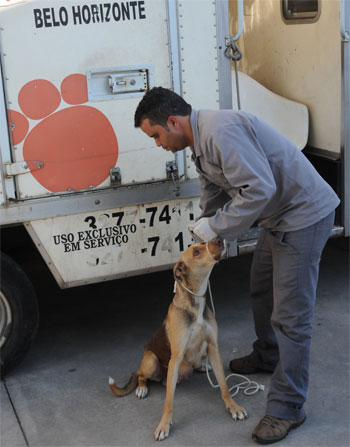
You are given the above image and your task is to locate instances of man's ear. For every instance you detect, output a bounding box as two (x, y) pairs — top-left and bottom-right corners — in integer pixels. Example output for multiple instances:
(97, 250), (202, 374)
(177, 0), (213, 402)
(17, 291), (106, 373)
(167, 115), (178, 129)
(173, 261), (187, 282)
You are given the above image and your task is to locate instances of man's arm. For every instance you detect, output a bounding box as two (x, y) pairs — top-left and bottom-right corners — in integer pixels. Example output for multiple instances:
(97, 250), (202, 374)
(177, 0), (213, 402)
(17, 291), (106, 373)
(206, 123), (277, 241)
(198, 174), (230, 218)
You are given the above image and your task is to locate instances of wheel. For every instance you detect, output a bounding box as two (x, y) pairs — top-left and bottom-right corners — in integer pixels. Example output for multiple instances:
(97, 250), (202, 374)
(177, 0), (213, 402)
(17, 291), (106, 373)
(0, 252), (39, 377)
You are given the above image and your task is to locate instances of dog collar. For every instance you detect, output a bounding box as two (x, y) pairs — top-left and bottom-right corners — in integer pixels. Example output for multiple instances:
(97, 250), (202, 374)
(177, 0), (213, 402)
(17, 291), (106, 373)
(174, 281), (206, 298)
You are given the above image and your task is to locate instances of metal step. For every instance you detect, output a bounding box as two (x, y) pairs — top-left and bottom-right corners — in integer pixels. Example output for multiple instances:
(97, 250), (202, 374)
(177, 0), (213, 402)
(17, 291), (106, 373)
(237, 225), (345, 255)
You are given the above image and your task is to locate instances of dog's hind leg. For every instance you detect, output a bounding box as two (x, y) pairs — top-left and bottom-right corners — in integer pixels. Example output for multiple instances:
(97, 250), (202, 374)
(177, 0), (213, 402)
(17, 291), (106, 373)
(136, 350), (162, 399)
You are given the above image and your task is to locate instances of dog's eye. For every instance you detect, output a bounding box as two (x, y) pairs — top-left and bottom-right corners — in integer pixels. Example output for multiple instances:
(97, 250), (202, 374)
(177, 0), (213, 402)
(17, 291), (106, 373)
(193, 249), (201, 256)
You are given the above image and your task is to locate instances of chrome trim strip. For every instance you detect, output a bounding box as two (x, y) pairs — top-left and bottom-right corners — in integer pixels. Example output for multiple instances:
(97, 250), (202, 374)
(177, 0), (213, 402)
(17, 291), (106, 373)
(0, 179), (201, 226)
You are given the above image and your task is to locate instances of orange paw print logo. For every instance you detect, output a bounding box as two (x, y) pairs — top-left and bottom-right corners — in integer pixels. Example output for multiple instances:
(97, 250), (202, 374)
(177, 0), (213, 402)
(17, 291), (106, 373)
(7, 74), (119, 192)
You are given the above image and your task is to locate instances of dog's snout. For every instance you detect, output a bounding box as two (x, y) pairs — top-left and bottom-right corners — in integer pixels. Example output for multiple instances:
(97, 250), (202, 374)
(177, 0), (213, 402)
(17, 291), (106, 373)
(206, 237), (225, 261)
(214, 237), (223, 246)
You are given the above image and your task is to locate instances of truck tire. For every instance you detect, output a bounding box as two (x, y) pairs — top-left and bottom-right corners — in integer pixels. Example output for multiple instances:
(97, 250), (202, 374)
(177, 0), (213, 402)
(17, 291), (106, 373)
(0, 252), (39, 378)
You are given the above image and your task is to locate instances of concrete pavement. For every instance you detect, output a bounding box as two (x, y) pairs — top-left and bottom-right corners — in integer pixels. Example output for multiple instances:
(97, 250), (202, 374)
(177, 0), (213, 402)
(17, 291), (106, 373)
(1, 238), (349, 447)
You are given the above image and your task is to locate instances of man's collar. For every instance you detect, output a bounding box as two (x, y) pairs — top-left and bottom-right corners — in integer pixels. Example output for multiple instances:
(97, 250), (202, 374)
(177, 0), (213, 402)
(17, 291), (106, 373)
(190, 109), (202, 158)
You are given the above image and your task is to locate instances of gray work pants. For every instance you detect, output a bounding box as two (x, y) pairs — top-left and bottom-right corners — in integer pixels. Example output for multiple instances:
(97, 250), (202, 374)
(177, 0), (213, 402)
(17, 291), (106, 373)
(250, 211), (335, 420)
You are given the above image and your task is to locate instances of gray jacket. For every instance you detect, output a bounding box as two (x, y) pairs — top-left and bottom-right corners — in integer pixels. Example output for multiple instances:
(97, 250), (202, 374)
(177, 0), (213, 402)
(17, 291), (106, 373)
(190, 109), (340, 241)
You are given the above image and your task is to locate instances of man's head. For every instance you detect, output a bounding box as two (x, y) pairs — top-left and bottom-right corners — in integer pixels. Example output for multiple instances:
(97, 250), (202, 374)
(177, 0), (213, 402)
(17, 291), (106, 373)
(134, 87), (193, 152)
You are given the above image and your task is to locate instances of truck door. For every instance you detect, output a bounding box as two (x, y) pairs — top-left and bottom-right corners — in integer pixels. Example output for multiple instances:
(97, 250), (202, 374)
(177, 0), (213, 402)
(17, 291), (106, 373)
(0, 0), (174, 200)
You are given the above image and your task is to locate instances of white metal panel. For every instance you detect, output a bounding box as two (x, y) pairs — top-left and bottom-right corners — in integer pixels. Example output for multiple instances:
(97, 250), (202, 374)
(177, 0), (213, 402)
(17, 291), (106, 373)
(178, 0), (219, 109)
(216, 0), (233, 110)
(177, 0), (220, 180)
(27, 197), (202, 287)
(0, 54), (16, 203)
(167, 0), (186, 180)
(232, 71), (309, 150)
(0, 0), (173, 200)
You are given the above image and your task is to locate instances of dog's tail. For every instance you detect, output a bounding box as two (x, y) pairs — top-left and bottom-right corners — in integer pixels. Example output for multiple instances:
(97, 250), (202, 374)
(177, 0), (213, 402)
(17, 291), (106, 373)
(108, 372), (138, 397)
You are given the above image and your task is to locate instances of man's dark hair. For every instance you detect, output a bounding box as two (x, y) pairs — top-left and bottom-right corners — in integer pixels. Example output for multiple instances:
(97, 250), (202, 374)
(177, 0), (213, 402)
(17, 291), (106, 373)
(134, 86), (192, 128)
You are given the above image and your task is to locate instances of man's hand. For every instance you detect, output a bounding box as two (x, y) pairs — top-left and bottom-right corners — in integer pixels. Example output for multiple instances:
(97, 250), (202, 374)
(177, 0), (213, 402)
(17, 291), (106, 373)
(188, 217), (217, 242)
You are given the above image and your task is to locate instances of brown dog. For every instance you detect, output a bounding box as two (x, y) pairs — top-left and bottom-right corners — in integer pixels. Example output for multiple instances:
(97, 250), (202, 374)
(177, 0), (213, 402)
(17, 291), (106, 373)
(109, 238), (247, 440)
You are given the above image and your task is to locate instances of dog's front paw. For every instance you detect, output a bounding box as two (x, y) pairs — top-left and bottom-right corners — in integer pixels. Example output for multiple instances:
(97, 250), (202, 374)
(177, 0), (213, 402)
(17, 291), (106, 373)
(135, 386), (148, 399)
(227, 403), (248, 421)
(154, 419), (172, 441)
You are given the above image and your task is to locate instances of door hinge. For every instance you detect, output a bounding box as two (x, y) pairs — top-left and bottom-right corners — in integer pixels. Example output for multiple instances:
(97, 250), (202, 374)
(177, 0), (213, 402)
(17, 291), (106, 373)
(4, 161), (44, 177)
(166, 161), (179, 193)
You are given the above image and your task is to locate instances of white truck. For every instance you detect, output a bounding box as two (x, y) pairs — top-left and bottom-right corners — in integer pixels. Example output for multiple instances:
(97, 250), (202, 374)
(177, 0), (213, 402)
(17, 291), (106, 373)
(0, 0), (348, 375)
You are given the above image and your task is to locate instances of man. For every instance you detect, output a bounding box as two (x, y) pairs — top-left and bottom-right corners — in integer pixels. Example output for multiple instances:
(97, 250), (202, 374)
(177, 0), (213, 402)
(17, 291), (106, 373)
(134, 87), (340, 444)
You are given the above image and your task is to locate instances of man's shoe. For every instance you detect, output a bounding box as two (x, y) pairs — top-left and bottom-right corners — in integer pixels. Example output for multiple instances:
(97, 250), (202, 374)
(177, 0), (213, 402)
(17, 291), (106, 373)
(229, 355), (269, 375)
(252, 415), (306, 444)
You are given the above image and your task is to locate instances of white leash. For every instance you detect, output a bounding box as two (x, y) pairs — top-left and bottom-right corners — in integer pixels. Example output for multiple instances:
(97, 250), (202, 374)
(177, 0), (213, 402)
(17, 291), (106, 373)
(205, 356), (264, 397)
(206, 280), (264, 397)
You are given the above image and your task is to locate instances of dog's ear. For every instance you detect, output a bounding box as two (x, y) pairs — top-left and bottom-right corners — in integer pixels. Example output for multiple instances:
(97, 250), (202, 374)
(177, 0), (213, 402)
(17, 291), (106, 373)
(174, 261), (187, 282)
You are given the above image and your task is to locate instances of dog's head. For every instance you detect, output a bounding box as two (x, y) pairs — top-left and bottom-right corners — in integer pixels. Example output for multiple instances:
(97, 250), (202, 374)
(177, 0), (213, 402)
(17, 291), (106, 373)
(173, 238), (225, 290)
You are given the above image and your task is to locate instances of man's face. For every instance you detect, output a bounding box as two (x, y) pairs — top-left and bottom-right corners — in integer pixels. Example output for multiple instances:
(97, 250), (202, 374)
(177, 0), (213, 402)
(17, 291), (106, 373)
(140, 118), (188, 153)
